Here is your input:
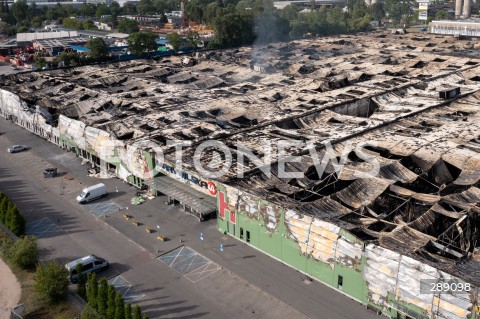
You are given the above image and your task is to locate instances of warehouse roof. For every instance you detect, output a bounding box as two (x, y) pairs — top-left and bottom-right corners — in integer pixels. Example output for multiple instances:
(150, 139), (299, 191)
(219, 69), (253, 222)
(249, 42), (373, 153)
(2, 30), (480, 284)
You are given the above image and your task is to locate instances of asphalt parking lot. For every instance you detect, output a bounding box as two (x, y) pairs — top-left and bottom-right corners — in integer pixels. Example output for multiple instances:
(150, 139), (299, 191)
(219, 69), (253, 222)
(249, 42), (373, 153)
(0, 116), (378, 319)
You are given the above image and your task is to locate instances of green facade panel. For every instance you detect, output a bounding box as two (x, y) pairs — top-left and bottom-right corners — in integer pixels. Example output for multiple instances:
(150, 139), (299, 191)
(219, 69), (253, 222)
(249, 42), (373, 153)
(216, 183), (480, 319)
(332, 263), (365, 303)
(306, 257), (333, 286)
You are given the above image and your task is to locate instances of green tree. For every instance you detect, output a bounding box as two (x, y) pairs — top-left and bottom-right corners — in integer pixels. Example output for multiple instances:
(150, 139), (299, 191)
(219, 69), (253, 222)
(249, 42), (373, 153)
(0, 194), (6, 224)
(31, 16), (44, 28)
(0, 21), (16, 36)
(97, 277), (109, 317)
(63, 17), (82, 29)
(117, 18), (139, 34)
(107, 285), (116, 319)
(142, 315), (149, 319)
(57, 51), (82, 66)
(4, 202), (14, 230)
(435, 10), (448, 20)
(212, 13), (255, 48)
(137, 0), (155, 15)
(86, 38), (109, 61)
(255, 11), (290, 44)
(110, 2), (120, 29)
(76, 264), (87, 299)
(11, 0), (28, 25)
(114, 293), (125, 319)
(369, 2), (385, 21)
(86, 273), (98, 307)
(95, 4), (110, 18)
(83, 20), (97, 30)
(186, 30), (199, 49)
(124, 302), (132, 319)
(79, 3), (96, 17)
(290, 19), (309, 38)
(166, 32), (182, 51)
(128, 32), (158, 55)
(278, 4), (299, 21)
(122, 3), (137, 15)
(327, 7), (347, 34)
(8, 236), (37, 269)
(9, 205), (25, 236)
(35, 260), (69, 303)
(132, 305), (141, 319)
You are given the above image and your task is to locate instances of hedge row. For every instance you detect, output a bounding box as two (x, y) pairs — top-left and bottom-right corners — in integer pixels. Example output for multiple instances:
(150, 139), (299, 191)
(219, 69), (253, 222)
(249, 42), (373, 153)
(81, 273), (149, 319)
(0, 192), (25, 236)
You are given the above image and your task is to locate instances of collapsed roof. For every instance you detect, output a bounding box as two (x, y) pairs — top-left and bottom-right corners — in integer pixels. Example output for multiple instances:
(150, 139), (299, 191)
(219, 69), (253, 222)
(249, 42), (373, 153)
(2, 30), (480, 284)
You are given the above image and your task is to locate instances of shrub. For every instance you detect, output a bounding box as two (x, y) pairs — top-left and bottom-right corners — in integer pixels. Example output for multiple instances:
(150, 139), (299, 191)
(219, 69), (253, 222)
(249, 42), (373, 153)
(76, 264), (87, 299)
(132, 305), (141, 319)
(124, 303), (132, 319)
(0, 195), (8, 224)
(107, 285), (116, 319)
(0, 195), (25, 236)
(8, 236), (38, 269)
(86, 273), (98, 307)
(114, 293), (125, 319)
(35, 260), (69, 303)
(9, 205), (25, 236)
(81, 304), (102, 319)
(97, 278), (108, 317)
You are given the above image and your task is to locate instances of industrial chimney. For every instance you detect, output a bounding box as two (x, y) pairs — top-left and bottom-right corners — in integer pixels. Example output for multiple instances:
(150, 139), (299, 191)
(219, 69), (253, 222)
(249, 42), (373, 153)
(463, 0), (472, 18)
(456, 0), (464, 18)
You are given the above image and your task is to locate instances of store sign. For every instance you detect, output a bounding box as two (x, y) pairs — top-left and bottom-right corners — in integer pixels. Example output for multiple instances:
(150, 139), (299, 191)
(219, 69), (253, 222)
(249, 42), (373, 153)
(161, 164), (217, 195)
(419, 2), (428, 20)
(207, 181), (217, 196)
(219, 191), (236, 223)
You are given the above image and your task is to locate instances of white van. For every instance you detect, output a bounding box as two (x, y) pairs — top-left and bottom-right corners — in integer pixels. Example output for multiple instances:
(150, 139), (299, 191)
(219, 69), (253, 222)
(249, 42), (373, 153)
(76, 183), (107, 203)
(65, 255), (109, 283)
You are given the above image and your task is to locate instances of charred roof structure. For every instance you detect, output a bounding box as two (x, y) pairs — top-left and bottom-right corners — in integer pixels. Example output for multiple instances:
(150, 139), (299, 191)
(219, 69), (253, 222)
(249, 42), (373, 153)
(2, 31), (480, 319)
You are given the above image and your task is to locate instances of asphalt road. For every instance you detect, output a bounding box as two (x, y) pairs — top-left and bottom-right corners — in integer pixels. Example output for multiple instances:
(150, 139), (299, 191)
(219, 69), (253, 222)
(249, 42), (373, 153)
(0, 117), (378, 319)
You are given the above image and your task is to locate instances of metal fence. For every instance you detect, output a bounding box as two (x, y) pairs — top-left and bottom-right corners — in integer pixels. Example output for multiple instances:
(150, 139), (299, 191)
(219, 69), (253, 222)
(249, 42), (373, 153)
(10, 304), (24, 319)
(68, 292), (86, 311)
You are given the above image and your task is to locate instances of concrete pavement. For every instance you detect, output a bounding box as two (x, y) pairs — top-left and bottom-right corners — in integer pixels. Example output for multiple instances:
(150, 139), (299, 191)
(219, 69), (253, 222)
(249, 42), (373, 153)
(0, 117), (378, 319)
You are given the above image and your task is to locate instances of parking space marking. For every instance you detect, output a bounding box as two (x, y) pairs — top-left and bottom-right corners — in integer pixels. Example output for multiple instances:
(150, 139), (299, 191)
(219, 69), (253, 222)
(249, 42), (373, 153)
(108, 275), (145, 303)
(184, 263), (222, 283)
(158, 246), (221, 283)
(85, 200), (120, 218)
(26, 217), (63, 238)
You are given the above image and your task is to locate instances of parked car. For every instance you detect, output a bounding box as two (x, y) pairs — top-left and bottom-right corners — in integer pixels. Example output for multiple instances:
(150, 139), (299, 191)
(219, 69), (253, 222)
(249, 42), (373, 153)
(7, 145), (27, 153)
(43, 167), (57, 178)
(76, 183), (107, 204)
(65, 255), (109, 283)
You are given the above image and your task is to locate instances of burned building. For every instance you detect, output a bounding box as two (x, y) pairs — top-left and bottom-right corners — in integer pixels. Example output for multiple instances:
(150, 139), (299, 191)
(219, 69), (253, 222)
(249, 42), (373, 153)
(2, 31), (480, 319)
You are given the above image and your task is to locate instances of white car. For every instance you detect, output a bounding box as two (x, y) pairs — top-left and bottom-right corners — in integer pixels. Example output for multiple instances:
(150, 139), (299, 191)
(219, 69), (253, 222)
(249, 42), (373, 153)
(7, 145), (27, 153)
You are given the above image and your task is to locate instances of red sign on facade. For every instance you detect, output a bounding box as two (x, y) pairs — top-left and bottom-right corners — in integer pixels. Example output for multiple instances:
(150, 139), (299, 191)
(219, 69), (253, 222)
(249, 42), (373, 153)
(219, 191), (227, 219)
(207, 181), (217, 195)
(219, 191), (236, 223)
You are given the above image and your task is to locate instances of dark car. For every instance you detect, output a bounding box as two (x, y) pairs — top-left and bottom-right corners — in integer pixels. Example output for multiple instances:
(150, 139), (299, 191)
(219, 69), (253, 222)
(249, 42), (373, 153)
(43, 168), (57, 178)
